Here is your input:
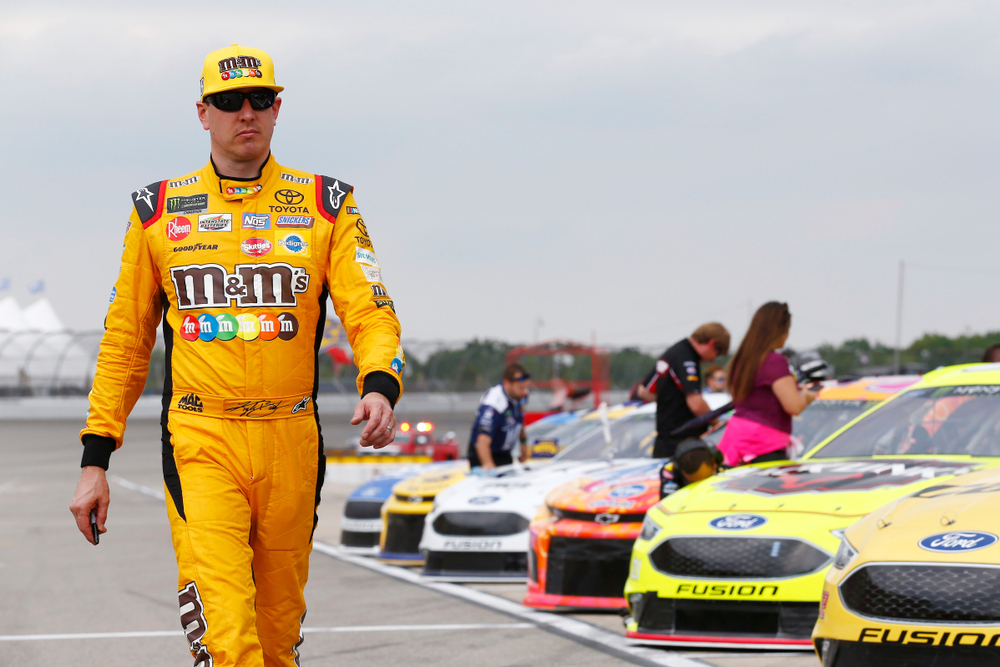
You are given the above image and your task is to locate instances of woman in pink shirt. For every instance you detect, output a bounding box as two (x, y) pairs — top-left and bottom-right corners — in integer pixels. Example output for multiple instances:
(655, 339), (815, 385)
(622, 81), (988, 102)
(718, 302), (818, 466)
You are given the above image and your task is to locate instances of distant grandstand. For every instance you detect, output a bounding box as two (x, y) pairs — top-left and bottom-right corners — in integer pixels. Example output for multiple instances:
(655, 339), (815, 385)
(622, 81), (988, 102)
(0, 298), (100, 396)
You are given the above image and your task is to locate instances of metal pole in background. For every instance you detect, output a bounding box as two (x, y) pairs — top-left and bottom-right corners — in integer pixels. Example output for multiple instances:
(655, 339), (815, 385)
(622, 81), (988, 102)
(894, 260), (904, 374)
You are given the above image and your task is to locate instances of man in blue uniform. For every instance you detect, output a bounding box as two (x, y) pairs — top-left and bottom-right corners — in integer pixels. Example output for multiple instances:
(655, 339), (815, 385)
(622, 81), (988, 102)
(468, 364), (530, 470)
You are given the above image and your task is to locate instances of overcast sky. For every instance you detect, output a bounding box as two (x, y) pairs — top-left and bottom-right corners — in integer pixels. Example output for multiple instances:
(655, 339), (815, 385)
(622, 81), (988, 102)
(2, 0), (1000, 351)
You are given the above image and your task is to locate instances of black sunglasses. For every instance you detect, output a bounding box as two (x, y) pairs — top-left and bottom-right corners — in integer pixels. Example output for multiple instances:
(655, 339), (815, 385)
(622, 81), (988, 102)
(205, 89), (276, 112)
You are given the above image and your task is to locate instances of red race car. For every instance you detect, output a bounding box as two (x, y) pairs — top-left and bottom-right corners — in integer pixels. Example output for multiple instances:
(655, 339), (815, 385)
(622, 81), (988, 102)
(354, 421), (460, 461)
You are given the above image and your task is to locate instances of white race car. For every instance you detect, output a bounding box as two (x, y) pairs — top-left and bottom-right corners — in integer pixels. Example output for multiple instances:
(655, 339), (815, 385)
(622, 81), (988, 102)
(419, 402), (658, 581)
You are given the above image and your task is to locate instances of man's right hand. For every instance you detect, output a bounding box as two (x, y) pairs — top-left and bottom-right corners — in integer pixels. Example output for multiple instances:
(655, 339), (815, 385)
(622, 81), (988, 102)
(70, 467), (110, 545)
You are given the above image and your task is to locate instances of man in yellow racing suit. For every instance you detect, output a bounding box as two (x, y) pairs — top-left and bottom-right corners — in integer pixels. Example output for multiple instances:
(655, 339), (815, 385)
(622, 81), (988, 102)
(69, 45), (405, 667)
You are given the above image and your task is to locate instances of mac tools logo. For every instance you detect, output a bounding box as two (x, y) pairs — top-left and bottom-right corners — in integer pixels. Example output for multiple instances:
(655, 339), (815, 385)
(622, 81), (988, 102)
(709, 515), (768, 531)
(919, 531), (998, 553)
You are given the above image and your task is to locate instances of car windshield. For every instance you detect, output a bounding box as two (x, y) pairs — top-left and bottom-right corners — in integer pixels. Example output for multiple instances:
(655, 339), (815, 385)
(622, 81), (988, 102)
(793, 399), (880, 453)
(810, 386), (1000, 459)
(534, 418), (603, 448)
(555, 413), (657, 461)
(526, 418), (576, 442)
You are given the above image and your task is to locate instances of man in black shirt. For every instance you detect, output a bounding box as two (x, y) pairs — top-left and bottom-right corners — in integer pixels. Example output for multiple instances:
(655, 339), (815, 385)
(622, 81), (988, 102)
(643, 322), (730, 458)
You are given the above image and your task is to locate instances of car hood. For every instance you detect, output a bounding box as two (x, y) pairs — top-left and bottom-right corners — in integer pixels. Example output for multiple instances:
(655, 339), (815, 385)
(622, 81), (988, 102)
(845, 466), (1000, 562)
(433, 459), (621, 514)
(662, 457), (994, 518)
(392, 461), (471, 497)
(547, 459), (664, 514)
(348, 460), (467, 502)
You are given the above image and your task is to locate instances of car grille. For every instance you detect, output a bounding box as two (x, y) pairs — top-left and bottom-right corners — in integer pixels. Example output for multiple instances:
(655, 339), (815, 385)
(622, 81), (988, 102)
(545, 537), (634, 599)
(394, 493), (435, 503)
(649, 537), (831, 579)
(424, 551), (527, 576)
(341, 530), (380, 548)
(821, 639), (1000, 667)
(552, 508), (646, 524)
(634, 594), (817, 639)
(382, 513), (426, 555)
(432, 512), (529, 536)
(840, 564), (1000, 623)
(344, 500), (383, 520)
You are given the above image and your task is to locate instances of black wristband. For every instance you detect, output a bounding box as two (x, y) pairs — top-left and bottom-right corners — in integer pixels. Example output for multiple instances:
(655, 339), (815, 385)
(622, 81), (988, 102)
(81, 434), (116, 470)
(362, 371), (400, 409)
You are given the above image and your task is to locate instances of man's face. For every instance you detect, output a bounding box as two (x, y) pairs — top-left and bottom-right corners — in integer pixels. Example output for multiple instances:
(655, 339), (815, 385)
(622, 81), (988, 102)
(706, 371), (726, 393)
(504, 375), (531, 401)
(196, 88), (281, 164)
(692, 338), (719, 362)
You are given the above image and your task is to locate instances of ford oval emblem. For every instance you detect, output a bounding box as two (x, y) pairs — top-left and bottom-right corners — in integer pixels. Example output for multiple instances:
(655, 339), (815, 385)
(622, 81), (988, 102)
(609, 484), (646, 499)
(468, 496), (500, 505)
(919, 531), (998, 553)
(709, 514), (768, 531)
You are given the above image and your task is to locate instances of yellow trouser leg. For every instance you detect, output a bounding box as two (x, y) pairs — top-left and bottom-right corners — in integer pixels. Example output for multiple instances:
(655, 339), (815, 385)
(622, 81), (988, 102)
(165, 414), (263, 667)
(248, 417), (321, 667)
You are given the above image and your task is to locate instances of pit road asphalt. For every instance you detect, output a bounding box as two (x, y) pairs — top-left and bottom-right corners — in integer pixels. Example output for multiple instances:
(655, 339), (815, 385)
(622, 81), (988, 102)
(0, 419), (818, 666)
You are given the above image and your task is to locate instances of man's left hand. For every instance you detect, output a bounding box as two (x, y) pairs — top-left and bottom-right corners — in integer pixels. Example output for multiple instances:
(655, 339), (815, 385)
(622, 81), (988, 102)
(352, 393), (396, 449)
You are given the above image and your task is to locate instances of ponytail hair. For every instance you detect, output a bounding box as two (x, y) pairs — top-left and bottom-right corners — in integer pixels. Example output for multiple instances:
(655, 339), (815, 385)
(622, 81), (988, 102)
(726, 302), (791, 403)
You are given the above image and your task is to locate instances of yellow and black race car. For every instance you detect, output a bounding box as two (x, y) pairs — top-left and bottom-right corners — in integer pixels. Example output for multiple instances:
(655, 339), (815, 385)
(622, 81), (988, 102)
(814, 464), (1000, 666)
(624, 364), (1000, 649)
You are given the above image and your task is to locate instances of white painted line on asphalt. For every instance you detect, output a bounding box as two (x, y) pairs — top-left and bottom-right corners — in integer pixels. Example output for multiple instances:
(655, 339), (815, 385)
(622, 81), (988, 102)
(303, 623), (533, 633)
(0, 631), (182, 641)
(314, 542), (708, 667)
(110, 475), (165, 501)
(0, 623), (533, 642)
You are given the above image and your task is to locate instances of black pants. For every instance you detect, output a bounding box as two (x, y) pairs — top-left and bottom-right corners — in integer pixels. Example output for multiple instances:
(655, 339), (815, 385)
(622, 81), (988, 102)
(743, 448), (789, 465)
(468, 448), (514, 468)
(653, 436), (685, 459)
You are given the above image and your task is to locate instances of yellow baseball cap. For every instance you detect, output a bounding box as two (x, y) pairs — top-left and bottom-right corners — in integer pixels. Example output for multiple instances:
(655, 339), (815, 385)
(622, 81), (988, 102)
(200, 44), (284, 99)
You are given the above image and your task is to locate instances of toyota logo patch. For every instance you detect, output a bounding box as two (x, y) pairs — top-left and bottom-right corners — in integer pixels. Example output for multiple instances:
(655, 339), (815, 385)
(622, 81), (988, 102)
(274, 189), (305, 205)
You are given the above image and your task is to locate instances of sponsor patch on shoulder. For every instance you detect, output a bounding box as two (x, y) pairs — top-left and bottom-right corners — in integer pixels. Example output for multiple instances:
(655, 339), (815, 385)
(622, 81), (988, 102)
(355, 247), (379, 266)
(167, 216), (192, 242)
(280, 173), (313, 185)
(373, 298), (395, 313)
(168, 176), (200, 188)
(359, 265), (383, 283)
(345, 206), (360, 215)
(166, 194), (208, 215)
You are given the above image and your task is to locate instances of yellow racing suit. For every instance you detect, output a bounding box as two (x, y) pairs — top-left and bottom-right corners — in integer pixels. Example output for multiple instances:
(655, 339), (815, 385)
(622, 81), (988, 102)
(81, 155), (404, 666)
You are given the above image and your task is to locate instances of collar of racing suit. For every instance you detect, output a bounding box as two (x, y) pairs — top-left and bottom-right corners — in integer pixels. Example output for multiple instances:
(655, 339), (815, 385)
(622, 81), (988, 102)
(206, 152), (279, 202)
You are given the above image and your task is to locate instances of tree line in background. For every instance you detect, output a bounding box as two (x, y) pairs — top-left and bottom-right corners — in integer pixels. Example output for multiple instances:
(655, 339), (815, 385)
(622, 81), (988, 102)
(140, 332), (1000, 395)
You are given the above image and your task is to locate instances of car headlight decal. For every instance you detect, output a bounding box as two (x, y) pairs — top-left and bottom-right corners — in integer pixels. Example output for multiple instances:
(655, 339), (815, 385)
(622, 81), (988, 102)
(832, 536), (858, 570)
(640, 514), (661, 541)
